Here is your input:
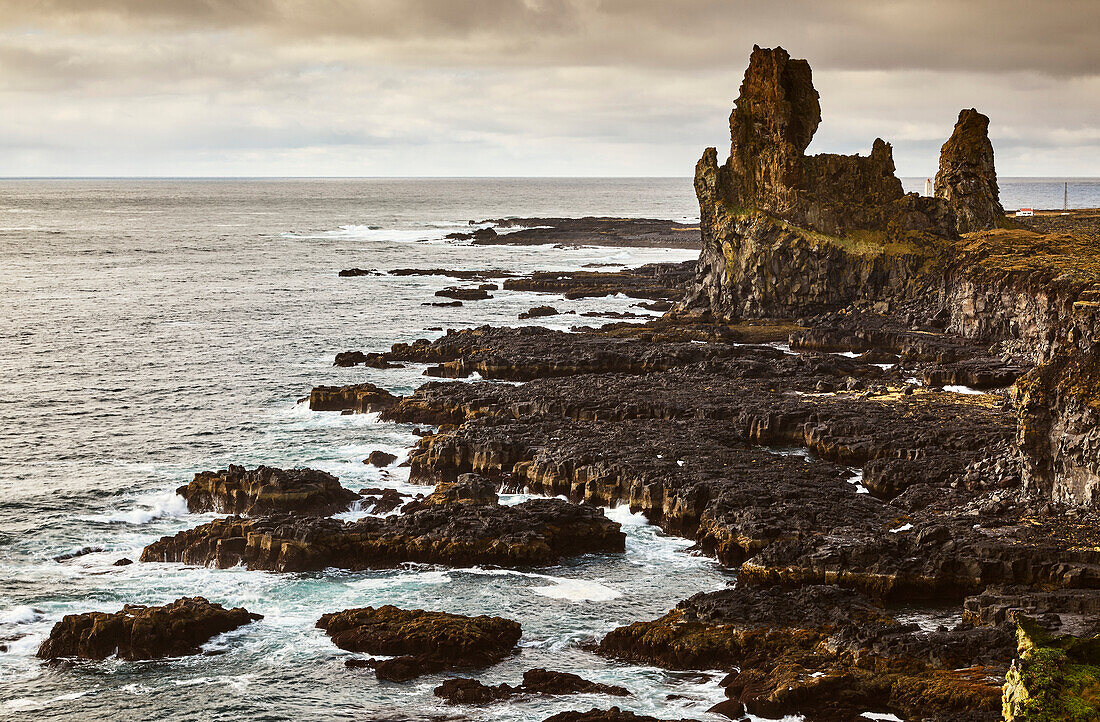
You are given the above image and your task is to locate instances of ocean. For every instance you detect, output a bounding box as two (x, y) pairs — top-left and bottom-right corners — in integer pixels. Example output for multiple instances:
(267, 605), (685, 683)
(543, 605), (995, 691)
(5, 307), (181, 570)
(0, 176), (1094, 721)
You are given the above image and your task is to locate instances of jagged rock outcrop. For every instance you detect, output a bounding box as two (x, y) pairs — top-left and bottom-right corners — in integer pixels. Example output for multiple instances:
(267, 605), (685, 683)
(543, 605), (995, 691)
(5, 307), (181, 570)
(176, 465), (358, 516)
(37, 597), (261, 660)
(935, 108), (1005, 234)
(316, 605), (521, 681)
(140, 492), (624, 571)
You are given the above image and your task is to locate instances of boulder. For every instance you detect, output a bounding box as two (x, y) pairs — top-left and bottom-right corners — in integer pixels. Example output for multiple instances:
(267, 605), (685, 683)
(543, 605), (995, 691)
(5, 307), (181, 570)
(36, 597), (261, 661)
(365, 451), (398, 467)
(317, 605), (520, 681)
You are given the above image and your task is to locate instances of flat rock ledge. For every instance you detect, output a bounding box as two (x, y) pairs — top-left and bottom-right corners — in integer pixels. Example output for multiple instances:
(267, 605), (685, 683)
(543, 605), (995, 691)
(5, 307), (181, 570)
(36, 596), (262, 661)
(140, 485), (624, 572)
(316, 605), (521, 682)
(177, 464), (358, 516)
(435, 668), (630, 704)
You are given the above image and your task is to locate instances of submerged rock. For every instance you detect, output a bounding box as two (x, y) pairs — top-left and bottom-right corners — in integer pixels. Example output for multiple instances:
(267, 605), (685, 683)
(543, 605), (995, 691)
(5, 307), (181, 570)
(317, 605), (520, 681)
(435, 668), (630, 704)
(140, 493), (624, 571)
(543, 709), (695, 722)
(37, 597), (261, 661)
(176, 464), (358, 516)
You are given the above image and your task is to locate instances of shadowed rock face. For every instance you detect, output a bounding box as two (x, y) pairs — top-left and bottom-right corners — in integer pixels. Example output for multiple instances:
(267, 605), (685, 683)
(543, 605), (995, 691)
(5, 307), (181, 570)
(176, 465), (358, 516)
(37, 597), (262, 661)
(935, 109), (1005, 234)
(316, 605), (521, 681)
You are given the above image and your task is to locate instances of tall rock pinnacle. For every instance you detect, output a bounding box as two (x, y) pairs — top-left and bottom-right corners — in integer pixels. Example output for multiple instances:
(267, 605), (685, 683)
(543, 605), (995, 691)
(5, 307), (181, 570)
(934, 109), (1004, 234)
(726, 45), (821, 217)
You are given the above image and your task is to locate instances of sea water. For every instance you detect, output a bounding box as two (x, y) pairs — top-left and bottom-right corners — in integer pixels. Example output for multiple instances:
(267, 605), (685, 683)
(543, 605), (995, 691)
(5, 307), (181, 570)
(0, 179), (755, 721)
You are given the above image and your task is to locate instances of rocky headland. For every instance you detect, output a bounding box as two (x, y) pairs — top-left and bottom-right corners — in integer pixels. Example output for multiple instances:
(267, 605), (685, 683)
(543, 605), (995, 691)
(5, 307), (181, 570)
(309, 45), (1100, 720)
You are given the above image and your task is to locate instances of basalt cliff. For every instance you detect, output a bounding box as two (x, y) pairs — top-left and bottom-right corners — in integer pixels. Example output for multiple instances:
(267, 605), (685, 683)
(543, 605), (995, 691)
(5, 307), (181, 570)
(678, 44), (1100, 509)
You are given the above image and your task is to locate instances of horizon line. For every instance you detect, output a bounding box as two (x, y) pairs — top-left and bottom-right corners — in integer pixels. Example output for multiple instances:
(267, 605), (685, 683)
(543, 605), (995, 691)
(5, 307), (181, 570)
(0, 175), (1095, 181)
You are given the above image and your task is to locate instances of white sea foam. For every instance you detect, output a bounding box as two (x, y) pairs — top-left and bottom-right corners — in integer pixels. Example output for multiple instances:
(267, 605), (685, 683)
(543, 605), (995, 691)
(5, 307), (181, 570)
(944, 384), (986, 395)
(83, 489), (189, 525)
(531, 577), (621, 602)
(0, 606), (44, 625)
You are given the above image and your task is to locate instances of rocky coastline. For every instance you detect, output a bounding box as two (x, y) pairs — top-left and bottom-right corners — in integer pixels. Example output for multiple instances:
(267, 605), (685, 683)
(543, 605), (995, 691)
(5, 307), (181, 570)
(38, 44), (1100, 722)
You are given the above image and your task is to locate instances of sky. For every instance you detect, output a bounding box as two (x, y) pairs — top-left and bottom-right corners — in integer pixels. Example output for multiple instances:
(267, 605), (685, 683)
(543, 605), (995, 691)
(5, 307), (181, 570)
(0, 0), (1097, 178)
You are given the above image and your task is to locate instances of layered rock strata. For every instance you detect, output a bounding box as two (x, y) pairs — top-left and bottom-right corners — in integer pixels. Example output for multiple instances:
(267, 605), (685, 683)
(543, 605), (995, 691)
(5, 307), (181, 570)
(176, 465), (357, 516)
(140, 484), (624, 571)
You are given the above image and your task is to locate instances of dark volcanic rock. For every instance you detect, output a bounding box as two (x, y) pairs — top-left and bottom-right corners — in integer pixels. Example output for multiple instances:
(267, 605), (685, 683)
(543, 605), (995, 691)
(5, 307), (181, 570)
(388, 268), (517, 280)
(435, 668), (629, 704)
(503, 262), (694, 301)
(140, 495), (624, 571)
(471, 217), (701, 250)
(356, 487), (409, 514)
(935, 108), (1005, 234)
(334, 350), (400, 368)
(436, 287), (492, 301)
(53, 546), (104, 562)
(113, 558), (133, 566)
(365, 451), (398, 467)
(599, 584), (1007, 722)
(337, 268), (379, 277)
(37, 597), (261, 661)
(308, 382), (398, 413)
(176, 464), (358, 516)
(519, 305), (562, 320)
(317, 605), (521, 681)
(543, 709), (694, 722)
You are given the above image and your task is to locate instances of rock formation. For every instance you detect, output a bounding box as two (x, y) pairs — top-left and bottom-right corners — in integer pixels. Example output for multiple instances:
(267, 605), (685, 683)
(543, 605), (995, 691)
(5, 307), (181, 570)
(316, 605), (521, 681)
(677, 45), (1010, 321)
(140, 485), (625, 571)
(434, 668), (629, 704)
(935, 108), (1005, 233)
(37, 597), (261, 661)
(176, 465), (358, 516)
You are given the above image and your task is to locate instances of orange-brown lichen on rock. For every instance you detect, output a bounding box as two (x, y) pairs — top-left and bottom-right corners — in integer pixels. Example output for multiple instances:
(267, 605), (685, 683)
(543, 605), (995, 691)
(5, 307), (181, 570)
(176, 464), (358, 516)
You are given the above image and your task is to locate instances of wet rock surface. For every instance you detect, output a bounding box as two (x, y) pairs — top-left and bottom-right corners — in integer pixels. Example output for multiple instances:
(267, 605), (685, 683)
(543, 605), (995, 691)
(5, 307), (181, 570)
(140, 482), (624, 571)
(176, 464), (358, 516)
(316, 605), (521, 681)
(37, 597), (262, 661)
(435, 668), (630, 704)
(542, 709), (696, 722)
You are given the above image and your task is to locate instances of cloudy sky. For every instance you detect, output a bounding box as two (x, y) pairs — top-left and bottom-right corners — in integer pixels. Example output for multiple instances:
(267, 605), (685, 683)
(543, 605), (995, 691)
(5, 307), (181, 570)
(1, 0), (1097, 177)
